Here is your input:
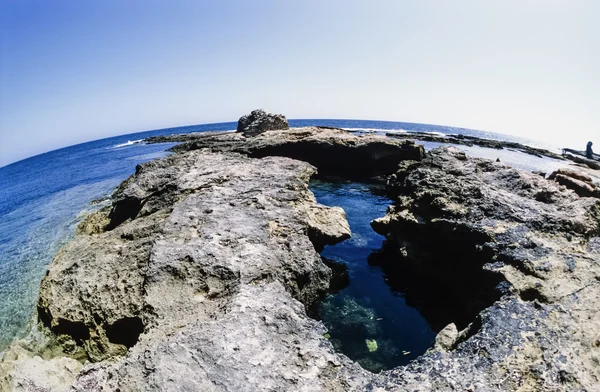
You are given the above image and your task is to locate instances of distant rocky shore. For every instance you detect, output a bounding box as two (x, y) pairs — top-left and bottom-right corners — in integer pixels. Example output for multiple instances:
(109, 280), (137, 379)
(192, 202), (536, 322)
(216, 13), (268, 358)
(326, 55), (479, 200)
(1, 110), (600, 391)
(148, 118), (600, 172)
(384, 132), (600, 171)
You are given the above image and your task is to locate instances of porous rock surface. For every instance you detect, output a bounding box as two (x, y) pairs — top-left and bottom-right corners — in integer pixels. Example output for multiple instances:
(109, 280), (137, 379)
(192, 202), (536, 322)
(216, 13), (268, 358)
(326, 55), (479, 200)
(150, 126), (425, 179)
(371, 147), (600, 391)
(2, 132), (600, 391)
(236, 109), (289, 137)
(1, 148), (366, 391)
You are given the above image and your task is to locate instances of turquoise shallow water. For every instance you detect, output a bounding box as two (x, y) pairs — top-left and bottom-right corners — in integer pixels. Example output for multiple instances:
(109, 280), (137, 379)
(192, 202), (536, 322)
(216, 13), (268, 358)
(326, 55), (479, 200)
(0, 119), (576, 352)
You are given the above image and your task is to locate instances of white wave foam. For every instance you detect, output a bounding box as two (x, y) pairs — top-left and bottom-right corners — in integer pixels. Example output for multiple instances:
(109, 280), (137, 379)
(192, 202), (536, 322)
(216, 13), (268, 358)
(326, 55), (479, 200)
(341, 127), (449, 137)
(112, 139), (144, 149)
(342, 127), (409, 134)
(384, 129), (410, 135)
(422, 131), (447, 137)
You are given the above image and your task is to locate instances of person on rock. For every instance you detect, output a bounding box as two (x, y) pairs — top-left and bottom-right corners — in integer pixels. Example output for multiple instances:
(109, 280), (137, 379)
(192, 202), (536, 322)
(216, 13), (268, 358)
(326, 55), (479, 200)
(586, 141), (594, 159)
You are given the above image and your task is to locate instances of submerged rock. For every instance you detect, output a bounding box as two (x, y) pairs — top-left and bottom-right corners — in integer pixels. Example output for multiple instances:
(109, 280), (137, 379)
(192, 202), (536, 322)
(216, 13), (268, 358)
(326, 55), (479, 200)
(366, 339), (378, 352)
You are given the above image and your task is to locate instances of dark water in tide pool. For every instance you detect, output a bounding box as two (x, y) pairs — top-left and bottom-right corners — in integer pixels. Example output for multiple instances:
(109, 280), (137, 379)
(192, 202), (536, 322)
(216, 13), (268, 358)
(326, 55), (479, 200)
(309, 180), (436, 373)
(0, 119), (575, 353)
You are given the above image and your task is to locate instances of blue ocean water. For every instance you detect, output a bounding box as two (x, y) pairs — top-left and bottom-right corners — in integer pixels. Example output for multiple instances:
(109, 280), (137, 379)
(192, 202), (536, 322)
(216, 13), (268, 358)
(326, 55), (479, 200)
(0, 119), (574, 351)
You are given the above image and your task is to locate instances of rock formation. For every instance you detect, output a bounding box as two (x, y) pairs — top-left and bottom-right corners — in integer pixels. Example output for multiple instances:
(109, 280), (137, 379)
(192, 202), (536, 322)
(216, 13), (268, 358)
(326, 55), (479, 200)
(561, 149), (600, 170)
(2, 123), (600, 391)
(236, 109), (289, 137)
(149, 126), (425, 179)
(2, 149), (366, 391)
(385, 131), (567, 161)
(2, 126), (421, 391)
(371, 147), (600, 390)
(548, 168), (600, 198)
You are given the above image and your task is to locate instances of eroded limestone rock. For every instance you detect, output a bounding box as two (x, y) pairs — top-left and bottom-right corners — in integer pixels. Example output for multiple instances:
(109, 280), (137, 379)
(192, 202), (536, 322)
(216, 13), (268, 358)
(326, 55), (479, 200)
(2, 149), (368, 391)
(150, 126), (425, 179)
(434, 323), (458, 351)
(371, 146), (600, 391)
(236, 109), (289, 137)
(3, 135), (600, 391)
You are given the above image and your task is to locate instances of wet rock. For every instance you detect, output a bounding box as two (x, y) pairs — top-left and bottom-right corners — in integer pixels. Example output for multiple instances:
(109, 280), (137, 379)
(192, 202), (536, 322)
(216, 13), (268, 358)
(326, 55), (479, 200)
(237, 109), (289, 137)
(321, 257), (350, 294)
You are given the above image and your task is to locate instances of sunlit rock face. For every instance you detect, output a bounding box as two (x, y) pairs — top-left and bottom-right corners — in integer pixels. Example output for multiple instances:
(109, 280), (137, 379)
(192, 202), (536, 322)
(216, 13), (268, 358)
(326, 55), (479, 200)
(158, 125), (425, 179)
(371, 146), (600, 391)
(2, 124), (600, 391)
(236, 109), (289, 137)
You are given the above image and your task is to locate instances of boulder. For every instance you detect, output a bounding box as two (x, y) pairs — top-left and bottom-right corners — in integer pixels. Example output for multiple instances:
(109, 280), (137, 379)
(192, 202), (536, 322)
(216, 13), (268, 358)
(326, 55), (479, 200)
(237, 109), (289, 137)
(434, 323), (458, 351)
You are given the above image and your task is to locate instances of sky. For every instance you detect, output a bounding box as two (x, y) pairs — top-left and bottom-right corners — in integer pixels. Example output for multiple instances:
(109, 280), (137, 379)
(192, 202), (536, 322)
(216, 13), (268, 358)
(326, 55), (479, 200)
(0, 0), (598, 166)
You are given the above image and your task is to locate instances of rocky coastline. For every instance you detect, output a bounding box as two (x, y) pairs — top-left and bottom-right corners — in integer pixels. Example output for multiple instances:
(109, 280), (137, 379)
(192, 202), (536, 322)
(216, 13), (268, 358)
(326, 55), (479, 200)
(1, 111), (600, 391)
(150, 126), (600, 172)
(385, 131), (600, 171)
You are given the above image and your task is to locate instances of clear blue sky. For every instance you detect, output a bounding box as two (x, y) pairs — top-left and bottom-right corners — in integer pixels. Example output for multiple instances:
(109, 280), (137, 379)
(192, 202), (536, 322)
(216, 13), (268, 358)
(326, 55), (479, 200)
(1, 0), (598, 166)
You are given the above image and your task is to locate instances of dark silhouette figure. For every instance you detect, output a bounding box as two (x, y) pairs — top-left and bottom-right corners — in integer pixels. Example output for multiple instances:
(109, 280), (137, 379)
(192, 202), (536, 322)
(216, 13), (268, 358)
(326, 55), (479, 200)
(586, 141), (594, 159)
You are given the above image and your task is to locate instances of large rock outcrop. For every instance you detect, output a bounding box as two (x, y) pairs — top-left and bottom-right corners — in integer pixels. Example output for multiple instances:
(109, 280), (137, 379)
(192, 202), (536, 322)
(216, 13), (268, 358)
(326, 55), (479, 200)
(236, 109), (289, 137)
(2, 149), (367, 391)
(370, 147), (600, 391)
(2, 132), (600, 391)
(150, 126), (425, 179)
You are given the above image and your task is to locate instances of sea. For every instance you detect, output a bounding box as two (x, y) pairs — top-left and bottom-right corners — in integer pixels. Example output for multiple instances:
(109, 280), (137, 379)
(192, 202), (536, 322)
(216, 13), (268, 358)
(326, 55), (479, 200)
(0, 119), (574, 366)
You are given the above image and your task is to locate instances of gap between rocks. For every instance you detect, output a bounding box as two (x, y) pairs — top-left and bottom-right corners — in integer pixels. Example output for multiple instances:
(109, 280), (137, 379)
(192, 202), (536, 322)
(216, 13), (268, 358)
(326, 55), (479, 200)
(309, 179), (506, 373)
